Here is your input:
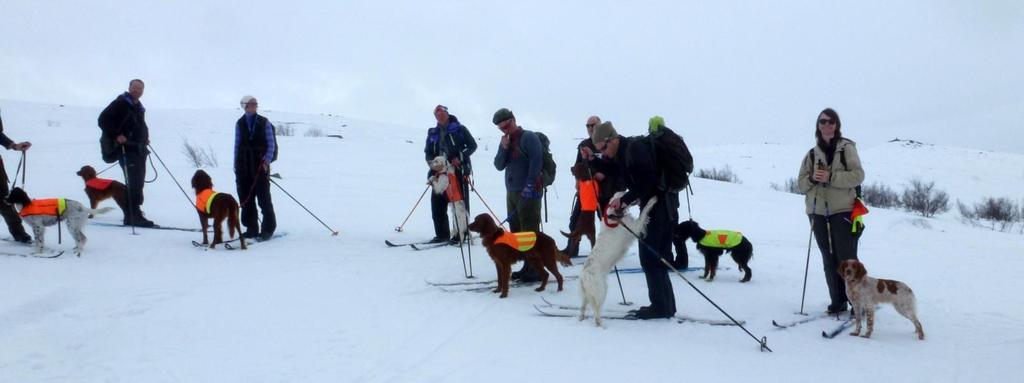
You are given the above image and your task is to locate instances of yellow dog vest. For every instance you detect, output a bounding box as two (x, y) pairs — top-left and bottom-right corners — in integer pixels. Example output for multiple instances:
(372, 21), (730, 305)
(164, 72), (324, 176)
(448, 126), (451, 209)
(494, 231), (537, 252)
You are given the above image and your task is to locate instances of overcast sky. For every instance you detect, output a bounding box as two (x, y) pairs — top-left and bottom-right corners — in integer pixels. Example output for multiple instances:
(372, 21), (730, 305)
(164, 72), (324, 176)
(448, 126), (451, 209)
(2, 1), (1022, 152)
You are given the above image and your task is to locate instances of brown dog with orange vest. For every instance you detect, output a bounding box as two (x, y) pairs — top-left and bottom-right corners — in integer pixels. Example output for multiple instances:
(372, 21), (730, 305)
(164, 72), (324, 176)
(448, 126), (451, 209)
(467, 213), (571, 298)
(191, 170), (245, 250)
(76, 165), (128, 219)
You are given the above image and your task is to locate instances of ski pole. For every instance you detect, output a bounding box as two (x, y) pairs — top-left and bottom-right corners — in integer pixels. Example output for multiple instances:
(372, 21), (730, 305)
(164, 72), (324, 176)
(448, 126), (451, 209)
(468, 178), (508, 230)
(799, 185), (819, 315)
(619, 221), (772, 352)
(395, 185), (430, 232)
(120, 147), (137, 236)
(146, 144), (195, 208)
(269, 178), (340, 236)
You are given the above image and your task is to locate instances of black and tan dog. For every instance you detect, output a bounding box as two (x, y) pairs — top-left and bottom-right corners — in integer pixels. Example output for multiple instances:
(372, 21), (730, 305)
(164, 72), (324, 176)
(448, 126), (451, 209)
(674, 220), (753, 282)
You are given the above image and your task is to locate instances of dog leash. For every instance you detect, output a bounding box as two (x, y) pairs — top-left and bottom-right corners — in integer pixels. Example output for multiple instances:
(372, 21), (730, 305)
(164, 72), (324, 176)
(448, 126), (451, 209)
(94, 163), (119, 176)
(10, 151), (26, 189)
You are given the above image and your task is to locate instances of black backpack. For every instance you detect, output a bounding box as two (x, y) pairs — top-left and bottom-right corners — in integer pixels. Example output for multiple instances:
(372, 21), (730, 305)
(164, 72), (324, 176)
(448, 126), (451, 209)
(642, 126), (693, 193)
(520, 131), (557, 187)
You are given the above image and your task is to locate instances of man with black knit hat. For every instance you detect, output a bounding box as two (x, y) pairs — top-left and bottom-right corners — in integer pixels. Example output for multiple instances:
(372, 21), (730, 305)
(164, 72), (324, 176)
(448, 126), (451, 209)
(0, 109), (33, 243)
(234, 95), (277, 242)
(492, 108), (544, 282)
(591, 120), (679, 319)
(424, 104), (477, 244)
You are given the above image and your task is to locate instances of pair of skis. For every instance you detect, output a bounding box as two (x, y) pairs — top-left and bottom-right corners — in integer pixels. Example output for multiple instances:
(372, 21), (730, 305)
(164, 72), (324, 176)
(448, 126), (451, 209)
(533, 296), (742, 326)
(772, 312), (854, 338)
(191, 232), (288, 251)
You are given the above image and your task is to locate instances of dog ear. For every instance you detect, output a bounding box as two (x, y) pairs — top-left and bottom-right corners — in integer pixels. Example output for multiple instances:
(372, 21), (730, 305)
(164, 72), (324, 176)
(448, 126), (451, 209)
(853, 262), (867, 279)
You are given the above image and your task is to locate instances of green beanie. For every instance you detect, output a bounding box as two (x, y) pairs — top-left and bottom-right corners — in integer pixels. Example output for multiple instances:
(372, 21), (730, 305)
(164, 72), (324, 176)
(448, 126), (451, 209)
(648, 115), (666, 134)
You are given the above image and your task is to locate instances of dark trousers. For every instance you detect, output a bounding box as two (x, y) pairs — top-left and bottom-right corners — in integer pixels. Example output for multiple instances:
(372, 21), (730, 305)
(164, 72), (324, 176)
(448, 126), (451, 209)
(811, 213), (859, 309)
(639, 194), (679, 315)
(430, 192), (450, 239)
(118, 152), (147, 218)
(506, 192), (541, 233)
(0, 157), (28, 238)
(236, 167), (276, 236)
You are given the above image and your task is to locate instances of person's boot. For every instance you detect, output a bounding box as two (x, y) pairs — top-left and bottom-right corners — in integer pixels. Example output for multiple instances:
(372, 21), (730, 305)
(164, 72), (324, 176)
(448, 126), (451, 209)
(12, 232), (32, 244)
(242, 230), (261, 239)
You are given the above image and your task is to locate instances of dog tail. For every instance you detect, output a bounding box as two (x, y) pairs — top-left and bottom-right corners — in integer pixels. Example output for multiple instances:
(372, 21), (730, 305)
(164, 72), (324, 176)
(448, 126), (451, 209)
(556, 250), (572, 267)
(90, 207), (115, 216)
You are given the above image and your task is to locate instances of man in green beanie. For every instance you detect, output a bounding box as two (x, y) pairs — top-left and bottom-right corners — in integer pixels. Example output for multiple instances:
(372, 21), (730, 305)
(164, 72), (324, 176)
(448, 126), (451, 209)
(492, 108), (544, 282)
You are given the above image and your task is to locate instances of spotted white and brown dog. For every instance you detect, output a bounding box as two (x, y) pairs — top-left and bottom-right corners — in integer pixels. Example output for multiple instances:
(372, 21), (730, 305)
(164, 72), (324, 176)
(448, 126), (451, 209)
(6, 187), (113, 255)
(428, 155), (470, 245)
(838, 259), (925, 340)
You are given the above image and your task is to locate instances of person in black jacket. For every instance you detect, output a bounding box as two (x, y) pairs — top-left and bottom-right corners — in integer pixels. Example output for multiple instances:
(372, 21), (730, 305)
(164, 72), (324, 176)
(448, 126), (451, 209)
(591, 121), (679, 319)
(97, 79), (154, 227)
(566, 115), (620, 249)
(423, 105), (477, 244)
(0, 110), (33, 243)
(235, 95), (277, 241)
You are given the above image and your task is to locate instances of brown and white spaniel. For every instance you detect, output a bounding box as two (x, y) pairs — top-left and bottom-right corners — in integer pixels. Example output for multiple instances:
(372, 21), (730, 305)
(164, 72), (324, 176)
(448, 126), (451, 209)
(76, 165), (128, 219)
(838, 260), (924, 340)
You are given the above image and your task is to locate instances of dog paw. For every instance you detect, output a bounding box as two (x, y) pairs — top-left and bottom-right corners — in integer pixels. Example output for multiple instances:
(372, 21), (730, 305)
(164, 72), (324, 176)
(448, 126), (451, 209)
(860, 334), (871, 339)
(534, 287), (546, 292)
(499, 294), (508, 298)
(849, 331), (860, 337)
(491, 288), (500, 293)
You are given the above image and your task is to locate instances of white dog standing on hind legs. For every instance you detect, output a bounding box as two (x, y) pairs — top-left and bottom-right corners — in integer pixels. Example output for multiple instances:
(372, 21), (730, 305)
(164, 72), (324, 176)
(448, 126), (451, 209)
(578, 192), (658, 327)
(5, 187), (114, 255)
(428, 156), (471, 245)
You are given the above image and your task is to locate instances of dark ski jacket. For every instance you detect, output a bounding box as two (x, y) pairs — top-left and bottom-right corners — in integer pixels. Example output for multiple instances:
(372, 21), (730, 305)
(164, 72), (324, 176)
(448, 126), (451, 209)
(0, 111), (13, 149)
(610, 135), (659, 207)
(424, 115), (477, 175)
(97, 92), (149, 154)
(576, 137), (620, 205)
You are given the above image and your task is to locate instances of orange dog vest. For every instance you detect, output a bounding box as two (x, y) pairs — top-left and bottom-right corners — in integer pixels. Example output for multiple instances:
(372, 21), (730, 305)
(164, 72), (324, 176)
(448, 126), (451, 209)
(195, 189), (220, 214)
(446, 173), (463, 202)
(578, 180), (599, 212)
(19, 198), (67, 217)
(494, 231), (537, 252)
(85, 178), (115, 190)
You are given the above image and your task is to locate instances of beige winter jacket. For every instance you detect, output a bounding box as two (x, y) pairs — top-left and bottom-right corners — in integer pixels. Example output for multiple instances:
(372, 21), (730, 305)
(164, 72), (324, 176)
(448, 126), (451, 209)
(798, 138), (865, 215)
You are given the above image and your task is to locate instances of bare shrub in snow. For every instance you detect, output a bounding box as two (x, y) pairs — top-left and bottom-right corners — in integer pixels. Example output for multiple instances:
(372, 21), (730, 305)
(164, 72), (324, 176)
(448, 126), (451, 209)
(696, 166), (741, 184)
(900, 179), (949, 217)
(276, 122), (295, 137)
(770, 177), (800, 194)
(862, 182), (900, 209)
(181, 139), (219, 168)
(304, 127), (325, 137)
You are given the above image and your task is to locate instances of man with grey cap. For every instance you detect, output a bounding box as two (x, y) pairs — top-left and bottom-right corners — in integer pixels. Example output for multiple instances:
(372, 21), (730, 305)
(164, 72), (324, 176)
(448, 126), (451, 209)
(492, 107), (544, 282)
(591, 120), (679, 319)
(234, 95), (277, 241)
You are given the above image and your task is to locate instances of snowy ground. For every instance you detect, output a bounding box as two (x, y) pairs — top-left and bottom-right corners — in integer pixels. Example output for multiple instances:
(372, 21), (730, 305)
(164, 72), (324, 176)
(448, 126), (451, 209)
(1, 100), (1022, 382)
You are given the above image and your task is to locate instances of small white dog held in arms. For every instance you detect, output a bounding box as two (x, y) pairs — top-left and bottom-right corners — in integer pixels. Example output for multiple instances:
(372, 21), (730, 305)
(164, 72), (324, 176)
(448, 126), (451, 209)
(578, 192), (658, 327)
(5, 187), (114, 255)
(428, 156), (470, 244)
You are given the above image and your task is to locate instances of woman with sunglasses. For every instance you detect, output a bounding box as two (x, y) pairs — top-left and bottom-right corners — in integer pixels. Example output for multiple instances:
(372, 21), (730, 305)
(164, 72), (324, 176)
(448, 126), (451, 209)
(797, 108), (865, 315)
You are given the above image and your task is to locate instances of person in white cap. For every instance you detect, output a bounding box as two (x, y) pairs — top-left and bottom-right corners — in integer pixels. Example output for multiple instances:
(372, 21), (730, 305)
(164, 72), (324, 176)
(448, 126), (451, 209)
(234, 95), (277, 241)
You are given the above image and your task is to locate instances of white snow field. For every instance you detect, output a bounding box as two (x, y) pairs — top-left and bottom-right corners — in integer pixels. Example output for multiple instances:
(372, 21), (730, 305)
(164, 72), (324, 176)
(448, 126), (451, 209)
(0, 100), (1022, 382)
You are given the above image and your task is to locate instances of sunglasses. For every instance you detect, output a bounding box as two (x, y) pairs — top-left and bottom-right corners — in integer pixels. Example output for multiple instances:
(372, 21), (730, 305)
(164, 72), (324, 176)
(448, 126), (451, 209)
(817, 118), (836, 126)
(586, 123), (596, 128)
